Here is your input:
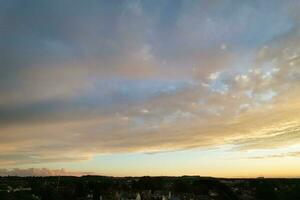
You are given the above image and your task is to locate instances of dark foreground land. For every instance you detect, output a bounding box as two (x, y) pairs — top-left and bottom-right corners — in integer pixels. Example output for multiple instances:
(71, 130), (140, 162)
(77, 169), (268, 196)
(1, 176), (300, 200)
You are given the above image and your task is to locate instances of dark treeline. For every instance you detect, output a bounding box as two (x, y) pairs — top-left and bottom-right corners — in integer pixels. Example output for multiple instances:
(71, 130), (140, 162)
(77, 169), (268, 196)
(1, 176), (300, 200)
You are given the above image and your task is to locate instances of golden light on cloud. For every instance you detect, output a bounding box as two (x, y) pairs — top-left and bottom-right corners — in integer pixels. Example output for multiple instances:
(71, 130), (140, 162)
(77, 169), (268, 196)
(0, 0), (300, 177)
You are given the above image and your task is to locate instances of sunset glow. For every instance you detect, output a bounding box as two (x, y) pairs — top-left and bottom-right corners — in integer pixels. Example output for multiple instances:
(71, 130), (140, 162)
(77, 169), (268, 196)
(1, 0), (300, 177)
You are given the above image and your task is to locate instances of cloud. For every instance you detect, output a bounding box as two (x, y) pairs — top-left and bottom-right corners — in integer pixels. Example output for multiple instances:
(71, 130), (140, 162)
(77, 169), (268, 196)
(0, 0), (300, 167)
(0, 168), (93, 177)
(232, 120), (300, 150)
(250, 151), (300, 160)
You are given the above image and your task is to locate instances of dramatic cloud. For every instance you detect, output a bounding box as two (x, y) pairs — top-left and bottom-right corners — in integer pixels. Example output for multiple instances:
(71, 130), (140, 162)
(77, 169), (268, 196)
(0, 0), (300, 173)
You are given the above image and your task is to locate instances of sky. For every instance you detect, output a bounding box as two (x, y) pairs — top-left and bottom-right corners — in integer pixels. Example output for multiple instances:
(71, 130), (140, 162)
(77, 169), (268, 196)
(1, 0), (300, 178)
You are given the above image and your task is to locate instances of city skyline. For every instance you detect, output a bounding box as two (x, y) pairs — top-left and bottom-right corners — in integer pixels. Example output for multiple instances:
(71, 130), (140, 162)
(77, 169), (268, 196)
(1, 0), (300, 177)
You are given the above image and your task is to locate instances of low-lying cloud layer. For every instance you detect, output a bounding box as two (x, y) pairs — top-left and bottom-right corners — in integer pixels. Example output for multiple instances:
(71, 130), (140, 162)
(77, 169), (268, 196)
(0, 168), (93, 177)
(1, 0), (300, 169)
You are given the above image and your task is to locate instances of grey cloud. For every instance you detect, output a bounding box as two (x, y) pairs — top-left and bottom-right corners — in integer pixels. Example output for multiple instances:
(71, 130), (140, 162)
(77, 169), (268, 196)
(2, 0), (293, 109)
(0, 168), (93, 177)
